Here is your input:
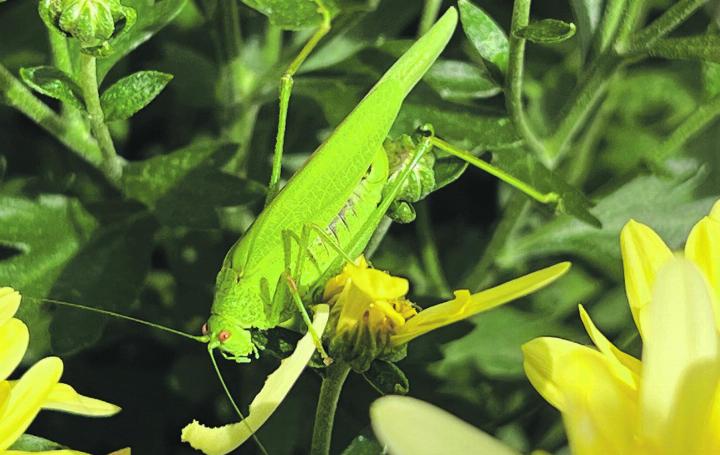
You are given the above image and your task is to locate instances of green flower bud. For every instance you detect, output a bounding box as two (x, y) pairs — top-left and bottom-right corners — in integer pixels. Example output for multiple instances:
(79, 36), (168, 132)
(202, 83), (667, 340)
(39, 0), (136, 56)
(384, 134), (436, 224)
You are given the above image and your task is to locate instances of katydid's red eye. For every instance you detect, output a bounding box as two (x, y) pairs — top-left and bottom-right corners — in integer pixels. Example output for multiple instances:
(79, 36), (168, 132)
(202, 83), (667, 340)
(218, 330), (231, 343)
(201, 323), (208, 335)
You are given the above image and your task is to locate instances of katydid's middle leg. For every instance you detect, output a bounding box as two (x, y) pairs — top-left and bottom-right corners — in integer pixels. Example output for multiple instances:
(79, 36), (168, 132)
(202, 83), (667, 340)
(265, 1), (332, 205)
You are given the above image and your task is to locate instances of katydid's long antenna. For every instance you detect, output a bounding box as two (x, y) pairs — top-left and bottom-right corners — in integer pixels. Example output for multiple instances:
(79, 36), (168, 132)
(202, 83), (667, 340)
(208, 348), (270, 455)
(26, 296), (209, 343)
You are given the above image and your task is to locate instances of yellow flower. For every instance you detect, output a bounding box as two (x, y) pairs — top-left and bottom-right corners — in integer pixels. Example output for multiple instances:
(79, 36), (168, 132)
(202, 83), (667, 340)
(523, 201), (720, 454)
(0, 287), (121, 454)
(324, 256), (571, 371)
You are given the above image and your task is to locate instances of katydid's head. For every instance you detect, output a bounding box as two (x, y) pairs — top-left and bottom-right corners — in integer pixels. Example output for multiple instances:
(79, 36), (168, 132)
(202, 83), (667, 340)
(204, 314), (255, 362)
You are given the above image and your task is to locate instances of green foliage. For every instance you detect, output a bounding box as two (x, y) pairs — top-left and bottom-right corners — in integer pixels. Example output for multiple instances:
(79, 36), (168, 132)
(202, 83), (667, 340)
(458, 0), (509, 73)
(513, 19), (576, 44)
(20, 65), (85, 110)
(100, 70), (173, 121)
(647, 35), (720, 63)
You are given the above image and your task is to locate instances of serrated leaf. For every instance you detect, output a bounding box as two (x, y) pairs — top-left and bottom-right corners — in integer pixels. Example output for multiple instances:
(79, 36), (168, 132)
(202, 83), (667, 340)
(97, 0), (188, 82)
(241, 0), (337, 30)
(458, 0), (508, 73)
(100, 70), (173, 121)
(121, 142), (265, 228)
(363, 360), (410, 395)
(424, 60), (501, 101)
(514, 19), (576, 44)
(19, 66), (84, 110)
(492, 147), (600, 227)
(648, 35), (720, 63)
(501, 170), (718, 274)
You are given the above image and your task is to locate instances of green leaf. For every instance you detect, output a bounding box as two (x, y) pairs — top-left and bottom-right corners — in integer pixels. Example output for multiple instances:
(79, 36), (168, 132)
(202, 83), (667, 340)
(491, 147), (601, 227)
(570, 0), (602, 55)
(19, 66), (84, 110)
(458, 0), (509, 73)
(514, 19), (576, 44)
(10, 434), (67, 451)
(96, 0), (187, 81)
(647, 35), (720, 63)
(363, 360), (410, 395)
(241, 0), (337, 30)
(100, 70), (173, 121)
(341, 435), (383, 455)
(0, 195), (97, 356)
(424, 60), (501, 101)
(121, 141), (265, 228)
(501, 169), (718, 273)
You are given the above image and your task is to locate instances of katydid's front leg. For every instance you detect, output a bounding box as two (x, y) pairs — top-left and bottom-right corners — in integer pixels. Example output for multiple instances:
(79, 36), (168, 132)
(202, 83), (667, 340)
(266, 1), (332, 205)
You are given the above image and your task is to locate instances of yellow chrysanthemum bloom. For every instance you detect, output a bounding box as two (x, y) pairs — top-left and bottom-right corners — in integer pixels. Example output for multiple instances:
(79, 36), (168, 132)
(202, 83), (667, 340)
(523, 201), (720, 454)
(325, 256), (571, 371)
(0, 287), (121, 454)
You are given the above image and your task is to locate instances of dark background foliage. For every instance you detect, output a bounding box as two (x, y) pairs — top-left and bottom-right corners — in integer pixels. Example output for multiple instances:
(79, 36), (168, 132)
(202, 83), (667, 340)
(1, 0), (719, 453)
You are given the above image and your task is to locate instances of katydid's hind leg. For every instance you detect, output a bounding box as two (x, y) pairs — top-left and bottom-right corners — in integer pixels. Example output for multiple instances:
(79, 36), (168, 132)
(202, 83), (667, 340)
(265, 2), (332, 205)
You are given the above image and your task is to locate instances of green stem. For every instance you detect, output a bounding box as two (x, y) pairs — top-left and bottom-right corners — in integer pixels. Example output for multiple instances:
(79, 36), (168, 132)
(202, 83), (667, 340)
(461, 192), (528, 290)
(566, 96), (615, 185)
(365, 216), (392, 259)
(506, 0), (546, 158)
(593, 0), (626, 54)
(621, 0), (708, 54)
(418, 0), (443, 36)
(78, 53), (121, 181)
(655, 95), (720, 161)
(311, 362), (351, 455)
(0, 62), (102, 165)
(431, 137), (558, 204)
(416, 202), (451, 296)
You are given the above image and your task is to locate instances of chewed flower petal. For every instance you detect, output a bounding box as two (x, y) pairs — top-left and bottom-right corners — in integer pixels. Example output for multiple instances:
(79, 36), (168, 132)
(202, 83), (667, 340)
(0, 288), (21, 327)
(0, 357), (63, 451)
(640, 259), (720, 453)
(685, 216), (720, 311)
(5, 381), (121, 417)
(620, 220), (673, 338)
(391, 262), (570, 346)
(370, 396), (519, 455)
(0, 319), (29, 382)
(578, 305), (641, 391)
(182, 305), (329, 455)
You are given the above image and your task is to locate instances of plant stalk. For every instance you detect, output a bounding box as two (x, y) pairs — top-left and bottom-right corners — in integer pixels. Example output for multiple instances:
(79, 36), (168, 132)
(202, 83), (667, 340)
(311, 362), (351, 455)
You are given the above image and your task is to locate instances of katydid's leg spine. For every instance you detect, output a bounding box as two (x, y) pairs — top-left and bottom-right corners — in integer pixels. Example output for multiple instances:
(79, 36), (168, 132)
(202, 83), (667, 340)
(265, 1), (332, 205)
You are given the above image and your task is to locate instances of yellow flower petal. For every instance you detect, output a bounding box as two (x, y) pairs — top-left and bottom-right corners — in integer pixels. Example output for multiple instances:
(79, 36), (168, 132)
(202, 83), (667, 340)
(370, 396), (519, 455)
(0, 288), (21, 326)
(685, 216), (720, 304)
(0, 356), (63, 451)
(555, 349), (639, 455)
(5, 381), (120, 417)
(522, 337), (601, 412)
(620, 219), (673, 338)
(181, 304), (330, 455)
(0, 318), (29, 382)
(578, 305), (641, 391)
(391, 262), (570, 346)
(640, 259), (720, 453)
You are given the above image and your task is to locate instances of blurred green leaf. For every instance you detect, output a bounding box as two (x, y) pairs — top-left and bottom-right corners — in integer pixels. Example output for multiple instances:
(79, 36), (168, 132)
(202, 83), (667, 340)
(100, 70), (173, 121)
(0, 195), (97, 356)
(121, 142), (265, 228)
(241, 0), (334, 30)
(424, 60), (501, 101)
(10, 434), (67, 451)
(647, 35), (720, 63)
(97, 0), (188, 81)
(458, 0), (509, 73)
(341, 435), (383, 455)
(514, 19), (576, 44)
(363, 360), (410, 395)
(433, 157), (468, 191)
(502, 169), (718, 273)
(569, 0), (602, 56)
(19, 66), (85, 110)
(492, 147), (601, 227)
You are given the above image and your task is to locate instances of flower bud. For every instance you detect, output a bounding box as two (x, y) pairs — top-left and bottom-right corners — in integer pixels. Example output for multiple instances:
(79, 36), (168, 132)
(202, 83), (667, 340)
(39, 0), (136, 56)
(384, 134), (436, 224)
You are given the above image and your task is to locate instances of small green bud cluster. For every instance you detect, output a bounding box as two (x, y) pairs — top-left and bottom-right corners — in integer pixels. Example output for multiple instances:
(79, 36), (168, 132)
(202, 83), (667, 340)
(384, 134), (436, 224)
(39, 0), (136, 56)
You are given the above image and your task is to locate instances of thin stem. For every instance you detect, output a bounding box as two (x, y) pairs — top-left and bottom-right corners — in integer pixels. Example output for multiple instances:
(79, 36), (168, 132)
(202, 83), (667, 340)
(621, 0), (708, 54)
(593, 0), (626, 54)
(365, 216), (392, 259)
(506, 0), (546, 158)
(266, 4), (331, 203)
(310, 362), (351, 455)
(263, 23), (283, 67)
(415, 201), (451, 296)
(431, 137), (559, 204)
(566, 96), (615, 186)
(461, 192), (528, 290)
(655, 95), (720, 160)
(78, 53), (121, 181)
(418, 0), (443, 36)
(0, 62), (102, 165)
